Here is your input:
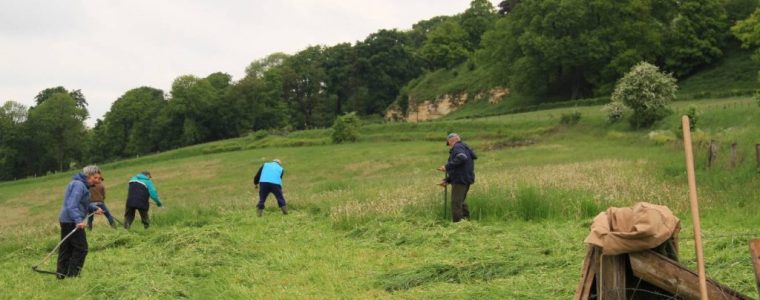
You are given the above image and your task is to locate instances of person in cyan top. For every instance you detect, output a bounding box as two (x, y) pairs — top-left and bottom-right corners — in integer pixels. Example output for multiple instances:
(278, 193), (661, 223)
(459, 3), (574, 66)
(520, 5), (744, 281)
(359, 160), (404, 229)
(253, 159), (288, 216)
(124, 171), (163, 229)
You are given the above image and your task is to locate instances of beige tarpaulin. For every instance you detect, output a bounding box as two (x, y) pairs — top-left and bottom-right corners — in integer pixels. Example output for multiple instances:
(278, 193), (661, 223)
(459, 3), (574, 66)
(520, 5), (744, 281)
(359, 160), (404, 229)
(584, 202), (680, 255)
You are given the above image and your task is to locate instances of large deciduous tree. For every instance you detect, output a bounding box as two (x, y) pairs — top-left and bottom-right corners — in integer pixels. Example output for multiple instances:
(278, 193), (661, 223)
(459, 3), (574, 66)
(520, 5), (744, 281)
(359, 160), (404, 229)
(664, 0), (728, 77)
(459, 0), (497, 50)
(0, 101), (27, 179)
(34, 86), (89, 118)
(418, 19), (470, 69)
(26, 92), (87, 173)
(97, 87), (166, 159)
(479, 0), (673, 99)
(280, 46), (331, 129)
(353, 29), (422, 115)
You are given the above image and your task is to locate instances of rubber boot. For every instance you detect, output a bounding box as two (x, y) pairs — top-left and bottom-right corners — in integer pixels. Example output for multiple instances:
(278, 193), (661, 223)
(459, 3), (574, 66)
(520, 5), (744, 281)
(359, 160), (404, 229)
(257, 208), (264, 217)
(280, 206), (288, 215)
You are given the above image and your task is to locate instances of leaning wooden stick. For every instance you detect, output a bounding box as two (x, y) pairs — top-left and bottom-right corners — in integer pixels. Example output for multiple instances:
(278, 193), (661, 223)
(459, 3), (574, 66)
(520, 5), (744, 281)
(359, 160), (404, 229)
(682, 115), (708, 300)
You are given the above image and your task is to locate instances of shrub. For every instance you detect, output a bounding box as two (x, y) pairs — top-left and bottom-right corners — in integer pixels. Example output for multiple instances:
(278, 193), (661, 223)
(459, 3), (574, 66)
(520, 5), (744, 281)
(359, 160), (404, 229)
(331, 112), (361, 144)
(250, 130), (268, 140)
(686, 105), (698, 130)
(559, 111), (581, 126)
(601, 101), (626, 123)
(612, 62), (677, 128)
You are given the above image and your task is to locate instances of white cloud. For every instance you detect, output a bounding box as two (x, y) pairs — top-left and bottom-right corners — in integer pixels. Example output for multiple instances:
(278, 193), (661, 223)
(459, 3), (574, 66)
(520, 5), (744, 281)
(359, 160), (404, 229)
(0, 0), (495, 126)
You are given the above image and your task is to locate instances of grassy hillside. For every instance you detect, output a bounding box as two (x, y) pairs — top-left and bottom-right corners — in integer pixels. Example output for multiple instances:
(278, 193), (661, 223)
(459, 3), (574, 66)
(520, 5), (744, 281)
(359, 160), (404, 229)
(0, 97), (759, 298)
(409, 47), (760, 121)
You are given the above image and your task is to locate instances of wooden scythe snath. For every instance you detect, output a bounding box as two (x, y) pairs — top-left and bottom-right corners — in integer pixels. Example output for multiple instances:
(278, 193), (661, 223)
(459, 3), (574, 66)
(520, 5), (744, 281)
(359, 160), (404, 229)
(682, 115), (709, 299)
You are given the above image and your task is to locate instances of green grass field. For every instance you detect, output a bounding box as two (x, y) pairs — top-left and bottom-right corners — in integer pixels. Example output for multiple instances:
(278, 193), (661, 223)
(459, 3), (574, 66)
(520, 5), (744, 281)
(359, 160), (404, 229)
(0, 97), (758, 299)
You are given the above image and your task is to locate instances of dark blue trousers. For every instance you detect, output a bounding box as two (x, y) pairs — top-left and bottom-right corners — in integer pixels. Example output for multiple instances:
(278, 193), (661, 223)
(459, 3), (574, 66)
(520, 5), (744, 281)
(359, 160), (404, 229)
(87, 202), (115, 228)
(258, 182), (286, 209)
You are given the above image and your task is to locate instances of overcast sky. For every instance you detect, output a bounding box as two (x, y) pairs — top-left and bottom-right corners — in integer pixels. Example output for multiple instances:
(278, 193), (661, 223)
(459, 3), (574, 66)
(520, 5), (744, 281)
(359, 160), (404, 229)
(1, 0), (497, 126)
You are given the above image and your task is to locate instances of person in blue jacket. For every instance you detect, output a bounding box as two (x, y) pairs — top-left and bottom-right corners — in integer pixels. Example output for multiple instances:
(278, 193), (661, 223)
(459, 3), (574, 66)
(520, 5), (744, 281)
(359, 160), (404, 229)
(253, 159), (288, 216)
(124, 171), (163, 229)
(57, 165), (104, 279)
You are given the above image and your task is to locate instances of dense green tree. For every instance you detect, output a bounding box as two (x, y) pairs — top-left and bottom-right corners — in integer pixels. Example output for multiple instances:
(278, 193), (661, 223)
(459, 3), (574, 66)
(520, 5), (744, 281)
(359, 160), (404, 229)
(97, 87), (166, 159)
(34, 86), (89, 118)
(226, 75), (287, 133)
(322, 43), (358, 115)
(353, 29), (422, 115)
(724, 0), (760, 26)
(459, 0), (497, 50)
(0, 101), (27, 179)
(280, 46), (332, 129)
(418, 20), (470, 69)
(664, 0), (728, 77)
(159, 74), (226, 146)
(245, 52), (290, 79)
(25, 93), (87, 173)
(408, 16), (453, 48)
(497, 0), (520, 15)
(732, 7), (760, 61)
(479, 0), (673, 99)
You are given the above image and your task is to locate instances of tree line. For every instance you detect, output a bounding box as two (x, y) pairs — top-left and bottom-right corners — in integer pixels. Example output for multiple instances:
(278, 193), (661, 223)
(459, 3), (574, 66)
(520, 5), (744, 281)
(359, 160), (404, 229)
(1, 0), (759, 180)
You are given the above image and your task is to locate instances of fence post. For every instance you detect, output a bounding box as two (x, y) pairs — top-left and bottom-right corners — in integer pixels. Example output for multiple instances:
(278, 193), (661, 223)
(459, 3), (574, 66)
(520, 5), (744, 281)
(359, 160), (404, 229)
(731, 142), (738, 169)
(708, 140), (718, 169)
(756, 144), (760, 172)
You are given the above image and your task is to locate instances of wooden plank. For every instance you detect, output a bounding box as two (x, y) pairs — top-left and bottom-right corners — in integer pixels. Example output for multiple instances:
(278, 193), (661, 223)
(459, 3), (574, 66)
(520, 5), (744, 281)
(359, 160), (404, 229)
(574, 246), (599, 300)
(749, 239), (760, 295)
(598, 253), (626, 300)
(629, 250), (752, 300)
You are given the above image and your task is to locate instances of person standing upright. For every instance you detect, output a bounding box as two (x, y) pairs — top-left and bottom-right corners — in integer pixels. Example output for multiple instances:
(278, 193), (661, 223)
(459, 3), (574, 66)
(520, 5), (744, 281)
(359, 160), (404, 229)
(253, 159), (288, 216)
(437, 133), (477, 222)
(87, 173), (116, 229)
(57, 165), (103, 279)
(124, 171), (163, 229)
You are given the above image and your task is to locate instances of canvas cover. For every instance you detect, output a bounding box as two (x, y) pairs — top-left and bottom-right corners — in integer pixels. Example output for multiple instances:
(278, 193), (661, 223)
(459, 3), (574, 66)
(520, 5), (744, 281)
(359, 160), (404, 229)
(584, 202), (680, 255)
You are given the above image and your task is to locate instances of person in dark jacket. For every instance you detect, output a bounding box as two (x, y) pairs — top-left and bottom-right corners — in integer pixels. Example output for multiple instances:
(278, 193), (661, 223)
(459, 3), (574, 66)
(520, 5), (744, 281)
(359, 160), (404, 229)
(87, 173), (116, 229)
(124, 171), (163, 229)
(253, 159), (288, 216)
(437, 133), (477, 222)
(57, 165), (103, 279)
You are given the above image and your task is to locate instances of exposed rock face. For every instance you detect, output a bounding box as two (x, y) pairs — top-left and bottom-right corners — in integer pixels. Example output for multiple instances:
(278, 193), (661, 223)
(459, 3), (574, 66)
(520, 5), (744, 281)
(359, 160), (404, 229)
(385, 87), (509, 122)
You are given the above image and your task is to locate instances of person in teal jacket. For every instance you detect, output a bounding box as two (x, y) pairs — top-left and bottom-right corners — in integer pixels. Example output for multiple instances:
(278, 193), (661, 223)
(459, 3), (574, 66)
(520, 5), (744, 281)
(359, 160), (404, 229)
(124, 171), (163, 229)
(253, 159), (287, 216)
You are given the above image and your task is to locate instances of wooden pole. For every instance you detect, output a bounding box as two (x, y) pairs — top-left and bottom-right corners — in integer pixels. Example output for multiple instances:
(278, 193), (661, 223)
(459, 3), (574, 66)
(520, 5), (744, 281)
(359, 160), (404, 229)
(730, 142), (737, 169)
(708, 140), (717, 169)
(682, 116), (709, 300)
(756, 144), (760, 172)
(750, 239), (760, 295)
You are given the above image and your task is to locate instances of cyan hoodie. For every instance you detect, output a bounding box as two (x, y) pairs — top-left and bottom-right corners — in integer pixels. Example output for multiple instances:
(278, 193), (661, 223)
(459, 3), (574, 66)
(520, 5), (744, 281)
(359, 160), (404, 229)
(58, 173), (97, 224)
(128, 173), (162, 207)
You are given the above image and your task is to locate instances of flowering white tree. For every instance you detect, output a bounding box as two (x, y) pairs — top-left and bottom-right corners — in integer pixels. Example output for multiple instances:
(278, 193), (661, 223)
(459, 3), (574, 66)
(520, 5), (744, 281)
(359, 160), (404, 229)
(611, 62), (677, 128)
